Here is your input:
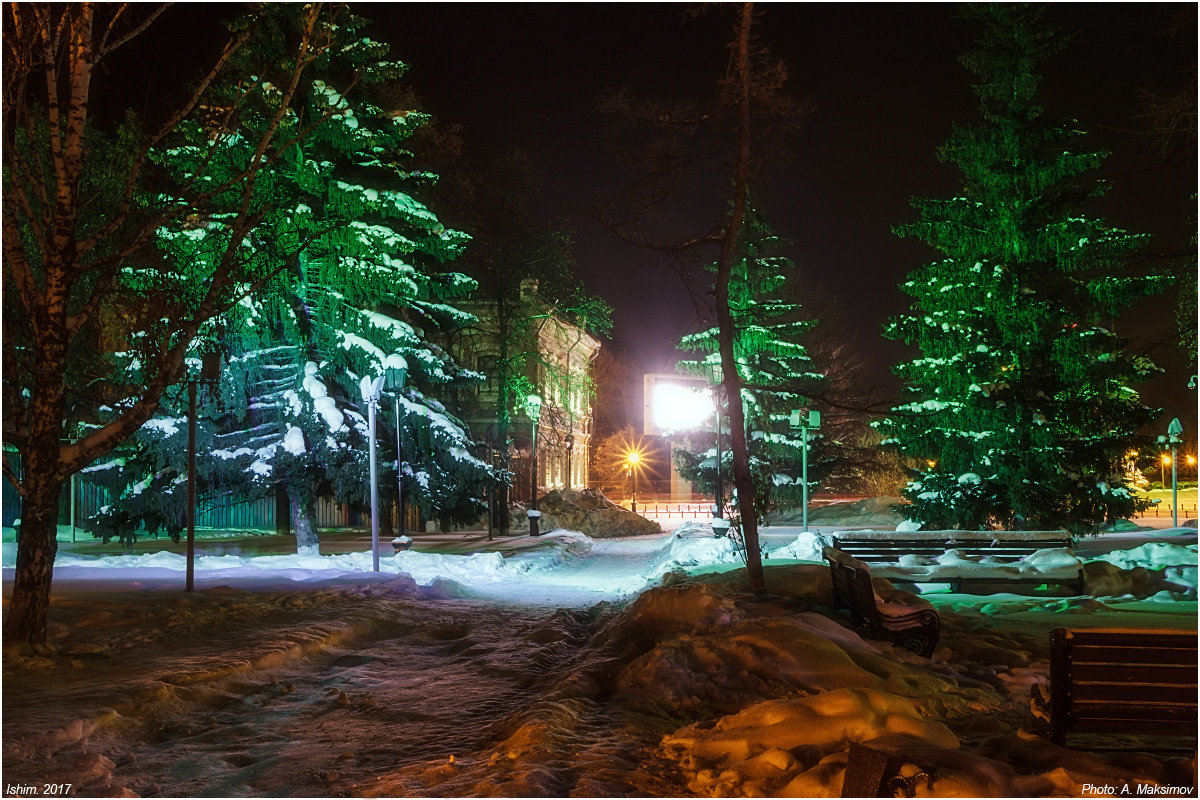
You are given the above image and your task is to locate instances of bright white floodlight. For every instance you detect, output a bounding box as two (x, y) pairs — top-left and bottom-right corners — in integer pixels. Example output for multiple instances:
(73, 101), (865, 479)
(644, 374), (714, 435)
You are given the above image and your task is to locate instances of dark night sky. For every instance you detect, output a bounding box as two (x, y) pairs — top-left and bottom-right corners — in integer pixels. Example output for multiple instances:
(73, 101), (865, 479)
(125, 4), (1197, 427)
(361, 2), (1196, 428)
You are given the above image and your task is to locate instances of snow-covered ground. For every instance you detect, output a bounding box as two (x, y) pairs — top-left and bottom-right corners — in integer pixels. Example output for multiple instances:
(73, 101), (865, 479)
(3, 512), (1196, 797)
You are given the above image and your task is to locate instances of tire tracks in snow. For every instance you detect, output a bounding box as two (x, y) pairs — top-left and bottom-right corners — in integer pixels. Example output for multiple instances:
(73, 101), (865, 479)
(5, 587), (684, 797)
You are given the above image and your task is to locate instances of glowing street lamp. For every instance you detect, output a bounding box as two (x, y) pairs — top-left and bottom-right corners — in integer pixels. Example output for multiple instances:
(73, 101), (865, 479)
(627, 450), (641, 514)
(526, 393), (543, 536)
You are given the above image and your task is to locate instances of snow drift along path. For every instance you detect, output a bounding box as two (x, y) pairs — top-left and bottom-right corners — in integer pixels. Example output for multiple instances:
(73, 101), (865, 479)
(4, 523), (1196, 797)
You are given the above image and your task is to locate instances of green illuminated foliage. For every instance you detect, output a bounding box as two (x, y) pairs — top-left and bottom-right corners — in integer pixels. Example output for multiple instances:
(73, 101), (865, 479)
(878, 5), (1165, 533)
(85, 9), (494, 548)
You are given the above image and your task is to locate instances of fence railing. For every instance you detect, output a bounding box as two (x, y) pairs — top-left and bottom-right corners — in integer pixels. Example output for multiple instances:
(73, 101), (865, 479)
(1135, 504), (1197, 520)
(625, 502), (713, 520)
(38, 478), (375, 536)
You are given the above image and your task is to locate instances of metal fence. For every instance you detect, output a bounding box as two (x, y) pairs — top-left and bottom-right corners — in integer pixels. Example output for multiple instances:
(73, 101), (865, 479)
(1135, 504), (1197, 520)
(35, 478), (372, 535)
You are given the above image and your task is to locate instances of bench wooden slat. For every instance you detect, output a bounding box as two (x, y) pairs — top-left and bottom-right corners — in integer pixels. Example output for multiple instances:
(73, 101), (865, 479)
(1068, 646), (1198, 666)
(1068, 631), (1198, 648)
(1072, 701), (1198, 721)
(1072, 664), (1197, 684)
(1059, 718), (1199, 737)
(1073, 684), (1198, 704)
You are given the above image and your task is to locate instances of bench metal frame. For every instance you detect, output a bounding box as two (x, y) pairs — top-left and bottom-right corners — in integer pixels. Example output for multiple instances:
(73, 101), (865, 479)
(825, 547), (940, 658)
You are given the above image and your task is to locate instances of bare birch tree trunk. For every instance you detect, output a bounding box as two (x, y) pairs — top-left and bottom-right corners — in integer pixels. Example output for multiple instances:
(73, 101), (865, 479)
(714, 2), (766, 595)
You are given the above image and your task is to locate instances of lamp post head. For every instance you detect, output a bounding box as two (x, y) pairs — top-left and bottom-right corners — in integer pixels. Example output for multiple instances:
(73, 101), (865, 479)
(526, 393), (543, 422)
(1168, 417), (1183, 438)
(361, 374), (387, 403)
(201, 351), (222, 381)
(384, 354), (409, 393)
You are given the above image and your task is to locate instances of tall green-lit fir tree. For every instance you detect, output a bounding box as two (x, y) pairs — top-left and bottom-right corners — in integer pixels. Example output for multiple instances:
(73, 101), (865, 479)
(675, 205), (825, 521)
(84, 13), (495, 551)
(877, 5), (1167, 534)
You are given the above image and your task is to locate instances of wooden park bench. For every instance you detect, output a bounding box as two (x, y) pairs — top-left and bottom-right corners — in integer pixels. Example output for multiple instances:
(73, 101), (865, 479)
(1030, 627), (1198, 748)
(831, 530), (1084, 594)
(823, 546), (940, 658)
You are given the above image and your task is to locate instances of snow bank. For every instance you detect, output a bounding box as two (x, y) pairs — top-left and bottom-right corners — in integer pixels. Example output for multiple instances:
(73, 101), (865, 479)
(1084, 543), (1198, 600)
(32, 531), (596, 591)
(639, 526), (745, 584)
(770, 530), (831, 562)
(662, 689), (957, 797)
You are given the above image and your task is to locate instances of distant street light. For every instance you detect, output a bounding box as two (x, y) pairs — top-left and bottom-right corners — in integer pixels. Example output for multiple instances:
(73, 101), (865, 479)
(363, 373), (388, 571)
(789, 408), (822, 533)
(1167, 417), (1183, 527)
(526, 394), (543, 536)
(627, 450), (641, 514)
(384, 357), (408, 540)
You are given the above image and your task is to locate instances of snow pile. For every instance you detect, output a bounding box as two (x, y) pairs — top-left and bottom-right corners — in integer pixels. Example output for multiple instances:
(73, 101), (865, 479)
(1093, 542), (1197, 571)
(640, 528), (745, 583)
(662, 689), (958, 797)
(37, 531), (596, 590)
(512, 489), (660, 539)
(770, 530), (833, 562)
(1087, 542), (1198, 600)
(614, 576), (1192, 798)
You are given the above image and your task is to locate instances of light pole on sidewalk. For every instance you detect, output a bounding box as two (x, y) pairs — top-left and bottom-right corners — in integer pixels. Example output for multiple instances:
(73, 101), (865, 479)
(1167, 417), (1183, 527)
(386, 359), (408, 538)
(526, 393), (543, 536)
(364, 374), (387, 572)
(789, 408), (821, 533)
(186, 352), (222, 592)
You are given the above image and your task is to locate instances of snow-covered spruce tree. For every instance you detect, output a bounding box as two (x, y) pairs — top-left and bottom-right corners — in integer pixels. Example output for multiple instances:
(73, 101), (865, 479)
(4, 4), (451, 646)
(877, 5), (1166, 534)
(85, 16), (494, 552)
(675, 205), (825, 522)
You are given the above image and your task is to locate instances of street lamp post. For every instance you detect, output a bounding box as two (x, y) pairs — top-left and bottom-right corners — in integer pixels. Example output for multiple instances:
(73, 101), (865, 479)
(564, 434), (574, 489)
(789, 408), (822, 533)
(1167, 417), (1183, 527)
(363, 374), (388, 572)
(526, 394), (543, 536)
(627, 451), (641, 514)
(186, 352), (222, 592)
(385, 359), (408, 538)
